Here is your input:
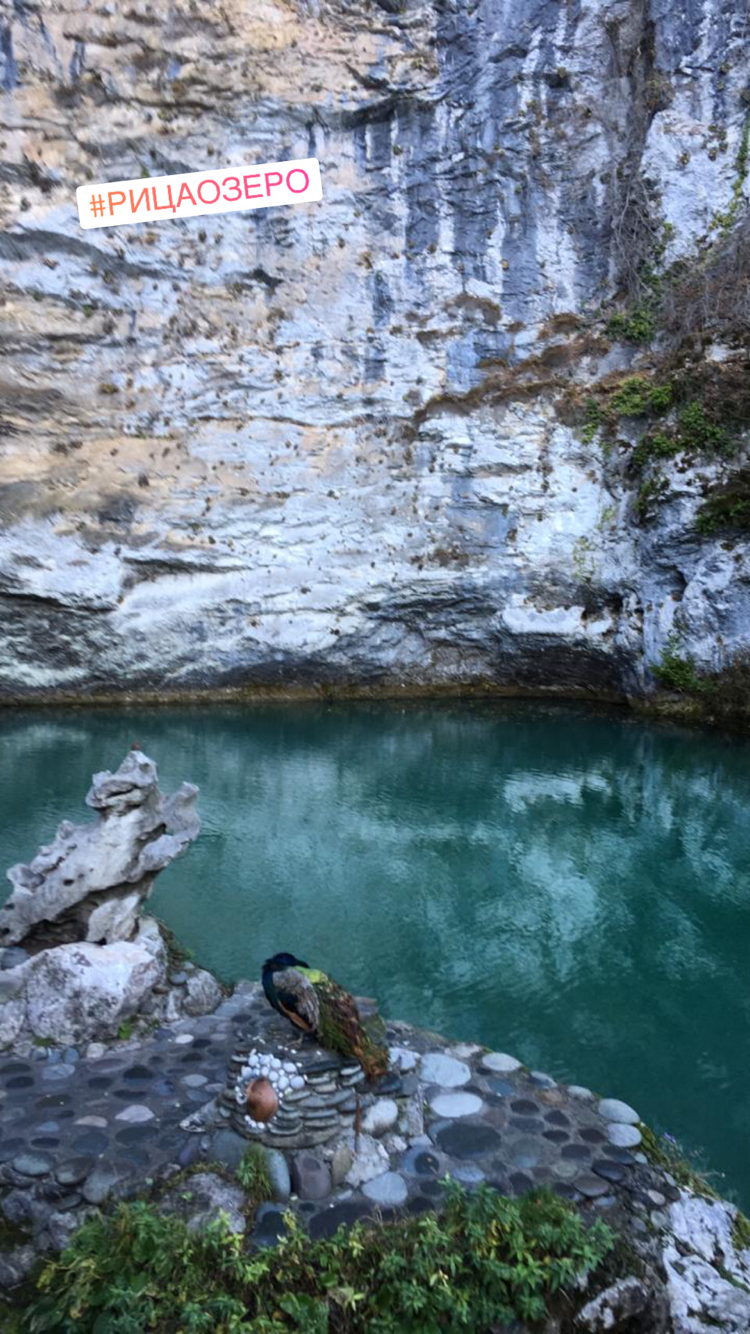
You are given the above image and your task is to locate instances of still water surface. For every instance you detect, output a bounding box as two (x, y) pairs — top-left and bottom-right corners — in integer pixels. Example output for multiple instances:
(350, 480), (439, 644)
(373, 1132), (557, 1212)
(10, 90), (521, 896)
(1, 702), (749, 1206)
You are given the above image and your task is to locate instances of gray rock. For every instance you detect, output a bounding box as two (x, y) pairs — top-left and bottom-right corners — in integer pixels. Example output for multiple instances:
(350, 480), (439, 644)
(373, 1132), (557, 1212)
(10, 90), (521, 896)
(597, 1098), (640, 1125)
(11, 1152), (52, 1178)
(208, 1129), (248, 1172)
(343, 1132), (390, 1188)
(419, 1054), (471, 1088)
(607, 1123), (642, 1149)
(0, 0), (747, 708)
(20, 929), (165, 1046)
(362, 1171), (408, 1207)
(479, 1053), (522, 1074)
(160, 1172), (247, 1235)
(115, 1104), (155, 1123)
(361, 1099), (399, 1137)
(182, 969), (224, 1018)
(429, 1092), (483, 1118)
(290, 1152), (331, 1201)
(331, 1142), (355, 1187)
(1, 752), (199, 951)
(0, 1245), (37, 1290)
(82, 1165), (121, 1205)
(264, 1149), (291, 1203)
(47, 1208), (89, 1251)
(576, 1276), (653, 1331)
(0, 948), (29, 970)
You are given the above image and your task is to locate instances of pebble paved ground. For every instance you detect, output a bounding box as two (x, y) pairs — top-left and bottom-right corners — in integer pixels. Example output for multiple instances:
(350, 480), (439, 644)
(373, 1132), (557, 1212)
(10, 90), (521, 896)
(0, 983), (681, 1256)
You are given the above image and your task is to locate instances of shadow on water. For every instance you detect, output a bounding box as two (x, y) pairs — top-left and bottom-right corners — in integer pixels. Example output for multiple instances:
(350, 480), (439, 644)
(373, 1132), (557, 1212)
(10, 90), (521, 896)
(1, 699), (749, 1207)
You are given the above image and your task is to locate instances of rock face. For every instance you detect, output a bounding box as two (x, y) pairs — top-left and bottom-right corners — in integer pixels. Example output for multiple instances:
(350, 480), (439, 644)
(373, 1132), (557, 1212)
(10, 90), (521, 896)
(1, 750), (199, 951)
(0, 0), (748, 701)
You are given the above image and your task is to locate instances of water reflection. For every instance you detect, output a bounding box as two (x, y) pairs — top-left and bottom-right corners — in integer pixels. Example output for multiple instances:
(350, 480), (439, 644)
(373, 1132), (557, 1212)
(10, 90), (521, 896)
(1, 701), (749, 1205)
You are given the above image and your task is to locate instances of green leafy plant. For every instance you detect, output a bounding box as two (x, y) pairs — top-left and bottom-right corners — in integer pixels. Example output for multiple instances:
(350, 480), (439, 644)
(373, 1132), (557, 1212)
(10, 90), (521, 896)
(697, 469), (750, 535)
(652, 636), (706, 694)
(676, 400), (729, 454)
(236, 1146), (273, 1205)
(610, 376), (669, 417)
(606, 301), (657, 344)
(639, 1124), (720, 1200)
(634, 474), (668, 520)
(22, 1184), (615, 1333)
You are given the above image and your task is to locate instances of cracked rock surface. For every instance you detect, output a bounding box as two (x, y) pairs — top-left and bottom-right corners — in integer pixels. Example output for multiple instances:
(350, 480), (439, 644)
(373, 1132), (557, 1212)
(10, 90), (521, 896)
(0, 0), (748, 699)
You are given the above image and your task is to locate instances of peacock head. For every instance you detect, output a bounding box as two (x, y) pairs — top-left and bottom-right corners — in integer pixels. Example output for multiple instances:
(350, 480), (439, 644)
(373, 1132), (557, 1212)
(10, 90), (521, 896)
(263, 952), (310, 973)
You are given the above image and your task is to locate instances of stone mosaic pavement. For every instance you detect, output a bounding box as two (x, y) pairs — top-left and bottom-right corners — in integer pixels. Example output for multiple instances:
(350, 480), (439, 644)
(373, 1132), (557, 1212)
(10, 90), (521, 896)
(0, 983), (681, 1258)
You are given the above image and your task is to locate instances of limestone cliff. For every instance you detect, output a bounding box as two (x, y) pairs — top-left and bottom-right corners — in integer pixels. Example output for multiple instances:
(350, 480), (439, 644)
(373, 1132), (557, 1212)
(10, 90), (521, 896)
(0, 0), (748, 700)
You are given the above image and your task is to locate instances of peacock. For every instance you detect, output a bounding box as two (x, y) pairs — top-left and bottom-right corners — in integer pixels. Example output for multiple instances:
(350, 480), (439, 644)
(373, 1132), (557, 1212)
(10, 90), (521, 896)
(261, 952), (388, 1081)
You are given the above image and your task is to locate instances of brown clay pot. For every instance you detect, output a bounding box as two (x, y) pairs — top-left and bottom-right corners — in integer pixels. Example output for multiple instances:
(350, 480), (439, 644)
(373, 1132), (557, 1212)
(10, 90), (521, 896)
(245, 1076), (279, 1122)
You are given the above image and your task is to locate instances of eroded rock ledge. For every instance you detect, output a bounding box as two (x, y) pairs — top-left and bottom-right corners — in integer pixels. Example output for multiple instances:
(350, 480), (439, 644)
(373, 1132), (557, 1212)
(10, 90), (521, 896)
(0, 751), (222, 1047)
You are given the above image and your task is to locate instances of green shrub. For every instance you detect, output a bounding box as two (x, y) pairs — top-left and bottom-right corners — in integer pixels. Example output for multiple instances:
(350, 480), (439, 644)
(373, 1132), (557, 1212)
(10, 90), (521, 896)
(677, 400), (729, 454)
(236, 1146), (273, 1204)
(631, 430), (681, 469)
(697, 468), (750, 535)
(609, 376), (672, 417)
(606, 301), (657, 344)
(639, 1124), (719, 1200)
(652, 637), (706, 694)
(22, 1184), (615, 1334)
(634, 474), (667, 520)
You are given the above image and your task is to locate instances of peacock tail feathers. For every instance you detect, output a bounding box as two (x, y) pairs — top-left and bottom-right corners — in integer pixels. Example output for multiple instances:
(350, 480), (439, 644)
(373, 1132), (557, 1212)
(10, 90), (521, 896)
(309, 975), (388, 1081)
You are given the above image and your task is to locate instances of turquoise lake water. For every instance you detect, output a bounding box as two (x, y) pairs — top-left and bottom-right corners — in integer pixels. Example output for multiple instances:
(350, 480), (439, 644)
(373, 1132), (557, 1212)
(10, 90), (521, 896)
(1, 701), (749, 1208)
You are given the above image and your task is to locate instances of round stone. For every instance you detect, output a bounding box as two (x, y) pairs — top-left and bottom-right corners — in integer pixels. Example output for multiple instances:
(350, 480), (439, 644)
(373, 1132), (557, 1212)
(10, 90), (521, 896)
(435, 1122), (501, 1158)
(361, 1099), (399, 1137)
(174, 1034), (194, 1045)
(419, 1054), (471, 1088)
(561, 1143), (590, 1161)
(182, 1074), (208, 1088)
(592, 1159), (626, 1183)
(576, 1174), (611, 1199)
(429, 1092), (483, 1118)
(362, 1171), (408, 1206)
(511, 1099), (540, 1116)
(508, 1138), (540, 1170)
(553, 1160), (579, 1181)
(11, 1152), (52, 1177)
(115, 1105), (155, 1124)
(607, 1123), (642, 1148)
(56, 1158), (93, 1186)
(567, 1085), (594, 1100)
(479, 1053), (522, 1074)
(82, 1165), (120, 1205)
(451, 1163), (485, 1184)
(545, 1110), (569, 1127)
(264, 1149), (291, 1203)
(529, 1071), (556, 1089)
(598, 1098), (640, 1125)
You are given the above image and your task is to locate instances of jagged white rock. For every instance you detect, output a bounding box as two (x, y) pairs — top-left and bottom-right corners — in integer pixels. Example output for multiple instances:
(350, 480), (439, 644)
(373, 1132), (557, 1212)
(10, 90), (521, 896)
(1, 751), (199, 951)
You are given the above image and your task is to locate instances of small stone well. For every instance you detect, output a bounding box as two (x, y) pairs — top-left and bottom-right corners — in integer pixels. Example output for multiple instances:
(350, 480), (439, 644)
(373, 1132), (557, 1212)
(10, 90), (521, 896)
(219, 1003), (413, 1151)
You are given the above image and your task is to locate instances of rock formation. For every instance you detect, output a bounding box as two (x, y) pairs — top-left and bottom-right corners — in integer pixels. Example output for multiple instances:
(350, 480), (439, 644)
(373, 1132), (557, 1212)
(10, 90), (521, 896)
(0, 0), (747, 703)
(0, 751), (222, 1045)
(1, 749), (199, 952)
